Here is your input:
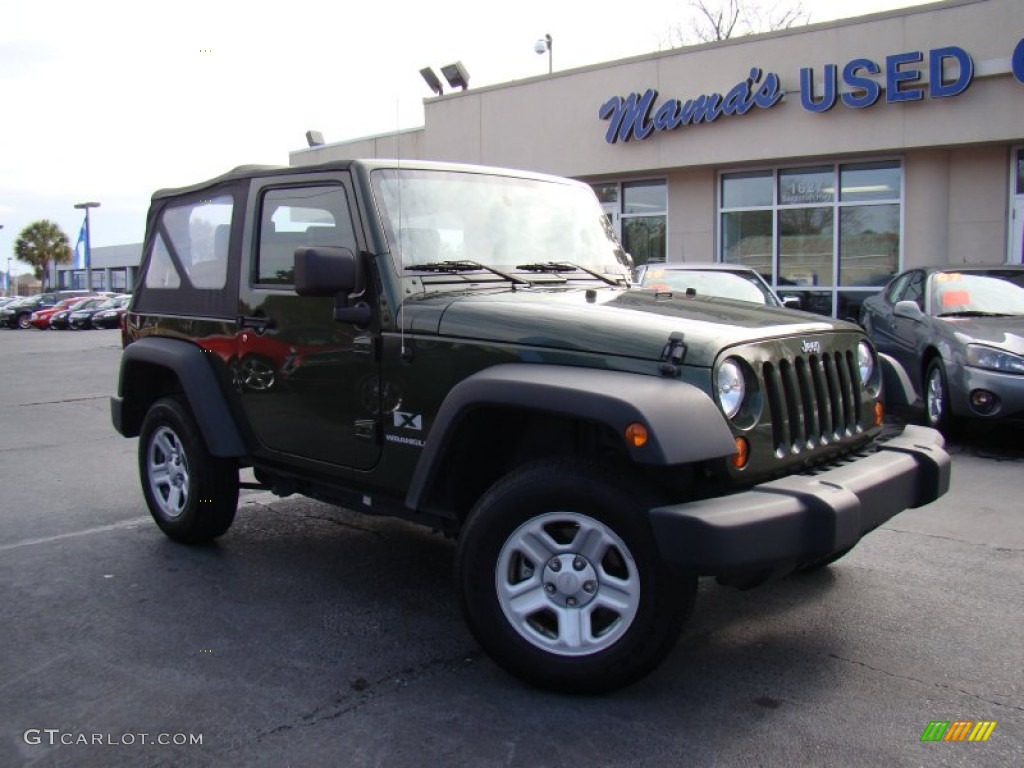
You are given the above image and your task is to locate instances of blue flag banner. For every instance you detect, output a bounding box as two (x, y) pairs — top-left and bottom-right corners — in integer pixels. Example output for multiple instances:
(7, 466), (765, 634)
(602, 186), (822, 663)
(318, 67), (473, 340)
(1, 269), (8, 292)
(73, 220), (87, 269)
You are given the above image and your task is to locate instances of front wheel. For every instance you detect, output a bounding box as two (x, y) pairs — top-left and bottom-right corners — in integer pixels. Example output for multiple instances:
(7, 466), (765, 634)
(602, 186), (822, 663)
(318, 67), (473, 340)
(138, 397), (238, 543)
(456, 460), (696, 694)
(925, 358), (953, 434)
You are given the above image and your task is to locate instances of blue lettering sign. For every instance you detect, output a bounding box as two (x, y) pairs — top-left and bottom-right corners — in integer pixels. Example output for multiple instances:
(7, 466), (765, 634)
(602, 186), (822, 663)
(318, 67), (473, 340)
(598, 68), (782, 144)
(841, 58), (882, 108)
(799, 64), (837, 112)
(886, 51), (924, 103)
(751, 69), (783, 109)
(598, 89), (658, 143)
(929, 46), (973, 97)
(1012, 37), (1024, 84)
(602, 41), (1002, 142)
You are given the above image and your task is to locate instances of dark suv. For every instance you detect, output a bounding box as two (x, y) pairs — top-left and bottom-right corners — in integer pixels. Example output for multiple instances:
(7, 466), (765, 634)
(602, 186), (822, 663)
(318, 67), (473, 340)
(112, 160), (950, 693)
(1, 294), (61, 329)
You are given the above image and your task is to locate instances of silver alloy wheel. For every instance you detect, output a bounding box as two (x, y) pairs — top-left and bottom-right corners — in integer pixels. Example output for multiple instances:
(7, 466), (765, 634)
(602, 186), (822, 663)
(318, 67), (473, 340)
(146, 425), (191, 519)
(495, 511), (640, 657)
(239, 358), (275, 391)
(927, 366), (944, 425)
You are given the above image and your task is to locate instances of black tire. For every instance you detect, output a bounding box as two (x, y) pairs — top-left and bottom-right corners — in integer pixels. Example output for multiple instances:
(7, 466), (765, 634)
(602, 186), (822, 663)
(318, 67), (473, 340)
(456, 459), (696, 694)
(16, 313), (31, 330)
(138, 397), (238, 543)
(924, 357), (953, 434)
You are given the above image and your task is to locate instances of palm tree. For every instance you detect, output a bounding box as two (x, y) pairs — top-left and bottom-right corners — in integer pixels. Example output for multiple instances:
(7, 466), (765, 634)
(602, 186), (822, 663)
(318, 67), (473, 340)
(14, 220), (72, 290)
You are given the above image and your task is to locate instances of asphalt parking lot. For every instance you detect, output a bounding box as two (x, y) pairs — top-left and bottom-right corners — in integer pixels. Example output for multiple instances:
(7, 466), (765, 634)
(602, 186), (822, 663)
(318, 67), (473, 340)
(1, 328), (1021, 768)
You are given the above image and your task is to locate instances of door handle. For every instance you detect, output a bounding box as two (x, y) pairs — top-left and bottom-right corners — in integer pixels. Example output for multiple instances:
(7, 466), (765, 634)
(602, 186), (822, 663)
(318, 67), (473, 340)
(236, 315), (276, 334)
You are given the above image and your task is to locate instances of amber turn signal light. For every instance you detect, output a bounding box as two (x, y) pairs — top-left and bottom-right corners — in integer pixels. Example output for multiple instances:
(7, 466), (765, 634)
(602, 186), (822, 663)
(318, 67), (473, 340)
(873, 400), (884, 427)
(625, 422), (648, 448)
(731, 437), (749, 469)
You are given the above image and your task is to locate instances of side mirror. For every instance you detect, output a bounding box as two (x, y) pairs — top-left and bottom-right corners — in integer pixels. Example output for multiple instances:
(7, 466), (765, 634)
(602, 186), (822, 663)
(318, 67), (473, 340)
(893, 299), (924, 321)
(294, 246), (371, 325)
(781, 296), (802, 309)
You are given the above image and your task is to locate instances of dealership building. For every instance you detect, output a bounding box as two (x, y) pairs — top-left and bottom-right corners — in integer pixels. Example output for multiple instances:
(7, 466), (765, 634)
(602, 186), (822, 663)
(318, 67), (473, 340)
(291, 0), (1024, 319)
(53, 243), (141, 294)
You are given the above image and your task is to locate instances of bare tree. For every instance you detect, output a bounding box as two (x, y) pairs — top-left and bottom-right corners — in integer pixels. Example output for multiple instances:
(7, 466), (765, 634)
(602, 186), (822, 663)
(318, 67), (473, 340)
(664, 0), (809, 46)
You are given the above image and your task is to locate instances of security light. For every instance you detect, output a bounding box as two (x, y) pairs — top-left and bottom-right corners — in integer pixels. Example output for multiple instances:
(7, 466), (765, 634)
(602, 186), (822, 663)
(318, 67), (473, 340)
(420, 67), (444, 96)
(441, 61), (470, 91)
(306, 130), (325, 147)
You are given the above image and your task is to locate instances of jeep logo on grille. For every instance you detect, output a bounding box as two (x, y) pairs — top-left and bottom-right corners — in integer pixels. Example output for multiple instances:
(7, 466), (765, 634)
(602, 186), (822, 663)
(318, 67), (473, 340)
(801, 340), (822, 354)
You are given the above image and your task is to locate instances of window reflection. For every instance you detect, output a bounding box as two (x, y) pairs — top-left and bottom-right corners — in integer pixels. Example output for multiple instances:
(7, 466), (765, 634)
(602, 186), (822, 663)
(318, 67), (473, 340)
(779, 208), (833, 286)
(839, 204), (899, 286)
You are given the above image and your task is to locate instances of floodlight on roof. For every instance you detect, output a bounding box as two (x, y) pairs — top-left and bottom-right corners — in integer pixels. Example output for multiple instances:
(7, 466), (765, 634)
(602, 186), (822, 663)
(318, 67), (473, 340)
(441, 61), (470, 91)
(306, 130), (325, 147)
(420, 67), (444, 96)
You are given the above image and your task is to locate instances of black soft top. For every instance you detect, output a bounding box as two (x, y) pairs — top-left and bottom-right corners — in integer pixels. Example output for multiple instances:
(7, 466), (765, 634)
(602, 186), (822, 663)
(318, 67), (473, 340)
(150, 159), (579, 201)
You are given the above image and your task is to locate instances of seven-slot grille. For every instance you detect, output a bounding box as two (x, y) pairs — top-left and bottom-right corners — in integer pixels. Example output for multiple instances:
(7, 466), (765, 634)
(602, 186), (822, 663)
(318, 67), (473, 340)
(762, 350), (862, 457)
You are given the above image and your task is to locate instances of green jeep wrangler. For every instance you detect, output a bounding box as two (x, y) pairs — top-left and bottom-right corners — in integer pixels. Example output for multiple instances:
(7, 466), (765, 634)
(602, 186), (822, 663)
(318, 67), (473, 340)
(112, 160), (950, 693)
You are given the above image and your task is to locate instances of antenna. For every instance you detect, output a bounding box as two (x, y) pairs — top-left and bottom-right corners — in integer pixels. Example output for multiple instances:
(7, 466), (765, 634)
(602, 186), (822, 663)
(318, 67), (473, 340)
(396, 97), (409, 362)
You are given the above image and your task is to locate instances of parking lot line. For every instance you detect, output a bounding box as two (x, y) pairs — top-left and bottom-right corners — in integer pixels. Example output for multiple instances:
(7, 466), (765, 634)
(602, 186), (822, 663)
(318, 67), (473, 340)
(0, 517), (150, 553)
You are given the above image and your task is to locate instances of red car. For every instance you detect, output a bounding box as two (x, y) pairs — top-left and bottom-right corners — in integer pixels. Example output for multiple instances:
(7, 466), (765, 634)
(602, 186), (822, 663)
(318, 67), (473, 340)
(29, 297), (99, 329)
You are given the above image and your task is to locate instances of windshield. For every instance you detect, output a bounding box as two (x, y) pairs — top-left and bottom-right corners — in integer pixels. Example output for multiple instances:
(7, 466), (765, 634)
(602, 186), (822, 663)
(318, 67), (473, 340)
(932, 271), (1024, 316)
(370, 168), (630, 277)
(641, 268), (777, 306)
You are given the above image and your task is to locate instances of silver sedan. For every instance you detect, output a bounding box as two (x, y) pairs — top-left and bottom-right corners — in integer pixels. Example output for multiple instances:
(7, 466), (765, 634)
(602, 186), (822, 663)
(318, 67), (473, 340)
(860, 265), (1024, 432)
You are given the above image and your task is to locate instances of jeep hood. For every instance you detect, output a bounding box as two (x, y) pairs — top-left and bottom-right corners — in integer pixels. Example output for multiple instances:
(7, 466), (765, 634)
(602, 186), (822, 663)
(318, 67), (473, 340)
(403, 287), (848, 367)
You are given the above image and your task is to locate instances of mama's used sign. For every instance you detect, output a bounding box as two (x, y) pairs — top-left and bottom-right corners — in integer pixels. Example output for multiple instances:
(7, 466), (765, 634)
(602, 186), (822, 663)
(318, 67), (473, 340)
(599, 38), (1024, 144)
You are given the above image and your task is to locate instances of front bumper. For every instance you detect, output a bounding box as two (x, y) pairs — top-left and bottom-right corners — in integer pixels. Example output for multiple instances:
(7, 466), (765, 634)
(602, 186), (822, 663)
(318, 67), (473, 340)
(649, 425), (950, 575)
(952, 365), (1024, 421)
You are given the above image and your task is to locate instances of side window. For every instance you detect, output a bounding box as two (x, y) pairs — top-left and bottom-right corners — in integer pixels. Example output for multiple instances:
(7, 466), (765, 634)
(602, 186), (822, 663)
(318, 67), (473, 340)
(144, 196), (233, 290)
(256, 186), (356, 285)
(902, 271), (925, 308)
(885, 273), (910, 304)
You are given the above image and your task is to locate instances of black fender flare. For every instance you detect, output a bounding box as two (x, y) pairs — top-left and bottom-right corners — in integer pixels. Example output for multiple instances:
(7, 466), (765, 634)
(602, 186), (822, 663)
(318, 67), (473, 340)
(405, 364), (736, 510)
(112, 337), (247, 457)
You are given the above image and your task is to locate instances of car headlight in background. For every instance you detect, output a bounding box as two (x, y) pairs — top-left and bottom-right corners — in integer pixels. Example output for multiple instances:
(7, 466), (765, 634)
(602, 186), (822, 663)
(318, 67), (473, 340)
(966, 345), (1024, 374)
(717, 358), (745, 419)
(857, 340), (875, 389)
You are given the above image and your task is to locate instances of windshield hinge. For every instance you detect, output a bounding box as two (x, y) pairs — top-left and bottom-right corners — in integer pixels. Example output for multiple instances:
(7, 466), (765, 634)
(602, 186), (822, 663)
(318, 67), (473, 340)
(660, 332), (687, 376)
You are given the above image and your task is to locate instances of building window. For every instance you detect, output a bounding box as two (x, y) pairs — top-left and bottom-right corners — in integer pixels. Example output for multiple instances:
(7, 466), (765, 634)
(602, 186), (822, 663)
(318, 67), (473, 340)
(720, 160), (902, 318)
(592, 179), (666, 268)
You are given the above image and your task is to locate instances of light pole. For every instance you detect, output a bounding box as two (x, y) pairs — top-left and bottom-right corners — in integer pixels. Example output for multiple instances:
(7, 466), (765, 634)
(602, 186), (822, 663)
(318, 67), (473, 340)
(74, 201), (101, 291)
(535, 33), (552, 74)
(1, 224), (6, 297)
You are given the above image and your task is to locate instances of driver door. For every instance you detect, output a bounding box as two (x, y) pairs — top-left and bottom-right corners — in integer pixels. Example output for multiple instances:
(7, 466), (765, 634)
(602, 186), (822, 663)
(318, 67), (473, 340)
(236, 173), (381, 470)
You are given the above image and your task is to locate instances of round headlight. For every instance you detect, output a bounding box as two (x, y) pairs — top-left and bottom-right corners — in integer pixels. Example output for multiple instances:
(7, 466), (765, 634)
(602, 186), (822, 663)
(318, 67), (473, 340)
(717, 359), (745, 419)
(857, 341), (874, 388)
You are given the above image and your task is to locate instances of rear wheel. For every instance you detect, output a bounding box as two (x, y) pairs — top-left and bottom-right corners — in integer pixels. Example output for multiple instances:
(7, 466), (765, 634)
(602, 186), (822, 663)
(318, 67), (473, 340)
(138, 397), (238, 543)
(16, 313), (31, 329)
(457, 459), (696, 693)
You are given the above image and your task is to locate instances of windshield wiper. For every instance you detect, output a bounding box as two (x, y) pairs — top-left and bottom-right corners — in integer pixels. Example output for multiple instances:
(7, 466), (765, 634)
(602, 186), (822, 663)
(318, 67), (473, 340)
(516, 261), (623, 286)
(937, 310), (1016, 318)
(409, 260), (531, 286)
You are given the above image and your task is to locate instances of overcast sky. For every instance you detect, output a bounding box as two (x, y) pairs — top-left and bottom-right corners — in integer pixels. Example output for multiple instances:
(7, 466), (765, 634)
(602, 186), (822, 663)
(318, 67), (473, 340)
(0, 0), (934, 273)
